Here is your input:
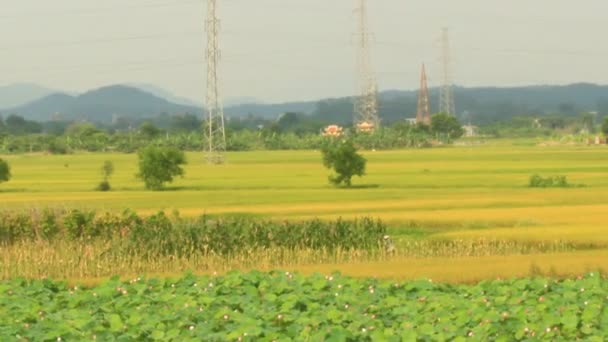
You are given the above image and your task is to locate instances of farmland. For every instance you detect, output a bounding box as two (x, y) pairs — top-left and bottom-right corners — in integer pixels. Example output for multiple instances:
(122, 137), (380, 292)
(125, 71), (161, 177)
(1, 142), (608, 281)
(1, 141), (608, 339)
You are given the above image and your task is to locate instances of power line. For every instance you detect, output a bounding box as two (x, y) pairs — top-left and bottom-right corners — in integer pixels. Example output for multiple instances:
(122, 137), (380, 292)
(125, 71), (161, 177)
(0, 0), (330, 21)
(376, 40), (608, 58)
(2, 1), (607, 101)
(4, 57), (202, 74)
(0, 0), (203, 20)
(0, 31), (203, 51)
(4, 30), (605, 60)
(4, 45), (360, 76)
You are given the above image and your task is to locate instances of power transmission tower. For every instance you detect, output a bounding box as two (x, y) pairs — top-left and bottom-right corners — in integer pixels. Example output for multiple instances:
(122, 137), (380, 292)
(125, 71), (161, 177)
(416, 64), (431, 125)
(204, 0), (226, 164)
(439, 28), (456, 116)
(353, 0), (379, 132)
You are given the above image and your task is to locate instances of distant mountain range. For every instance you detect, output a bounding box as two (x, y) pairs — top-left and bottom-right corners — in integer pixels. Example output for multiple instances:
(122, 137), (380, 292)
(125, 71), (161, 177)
(0, 83), (59, 109)
(1, 85), (203, 122)
(373, 83), (608, 125)
(224, 101), (317, 119)
(123, 83), (202, 107)
(1, 82), (607, 124)
(0, 83), (319, 122)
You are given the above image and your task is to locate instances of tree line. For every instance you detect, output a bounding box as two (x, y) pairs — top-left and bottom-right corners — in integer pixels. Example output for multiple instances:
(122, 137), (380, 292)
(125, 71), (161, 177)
(0, 113), (466, 191)
(0, 113), (465, 154)
(480, 112), (608, 138)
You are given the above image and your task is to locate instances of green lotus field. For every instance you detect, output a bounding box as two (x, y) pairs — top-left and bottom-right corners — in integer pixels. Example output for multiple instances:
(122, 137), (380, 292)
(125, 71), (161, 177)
(2, 271), (607, 341)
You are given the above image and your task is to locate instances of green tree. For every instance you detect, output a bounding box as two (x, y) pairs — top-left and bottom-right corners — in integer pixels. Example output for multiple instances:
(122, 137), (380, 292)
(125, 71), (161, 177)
(139, 121), (162, 139)
(0, 116), (5, 134)
(4, 115), (42, 135)
(97, 160), (114, 191)
(0, 158), (10, 185)
(539, 114), (568, 130)
(48, 137), (69, 155)
(431, 113), (464, 142)
(321, 139), (366, 187)
(602, 117), (608, 136)
(579, 112), (596, 133)
(170, 114), (202, 132)
(102, 160), (114, 180)
(136, 146), (186, 190)
(65, 122), (99, 137)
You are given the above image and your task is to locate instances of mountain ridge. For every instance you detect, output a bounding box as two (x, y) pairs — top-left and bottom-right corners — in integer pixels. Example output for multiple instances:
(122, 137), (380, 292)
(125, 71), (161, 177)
(2, 83), (607, 125)
(0, 83), (59, 109)
(1, 85), (203, 122)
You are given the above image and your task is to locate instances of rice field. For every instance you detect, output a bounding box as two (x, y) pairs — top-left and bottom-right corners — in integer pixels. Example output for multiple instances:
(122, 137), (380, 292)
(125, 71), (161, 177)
(1, 141), (607, 281)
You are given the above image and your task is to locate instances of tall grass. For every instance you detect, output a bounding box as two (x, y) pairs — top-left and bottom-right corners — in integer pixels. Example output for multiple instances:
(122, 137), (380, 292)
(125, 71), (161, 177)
(396, 238), (577, 257)
(0, 207), (604, 280)
(0, 240), (390, 279)
(0, 209), (392, 279)
(0, 235), (584, 280)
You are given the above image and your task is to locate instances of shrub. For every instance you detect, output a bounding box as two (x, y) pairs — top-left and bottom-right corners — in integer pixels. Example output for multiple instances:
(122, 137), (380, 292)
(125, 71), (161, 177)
(529, 174), (570, 188)
(96, 180), (111, 192)
(64, 209), (96, 239)
(0, 212), (33, 244)
(136, 146), (186, 190)
(39, 209), (60, 240)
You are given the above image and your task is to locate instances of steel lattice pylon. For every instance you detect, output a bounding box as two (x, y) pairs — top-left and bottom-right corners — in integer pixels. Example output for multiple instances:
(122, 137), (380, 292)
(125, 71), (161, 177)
(204, 0), (226, 164)
(416, 64), (431, 125)
(439, 28), (456, 116)
(353, 0), (379, 132)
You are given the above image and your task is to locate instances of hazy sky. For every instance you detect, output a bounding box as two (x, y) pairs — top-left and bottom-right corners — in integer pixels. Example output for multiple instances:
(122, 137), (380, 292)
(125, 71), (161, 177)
(1, 0), (606, 103)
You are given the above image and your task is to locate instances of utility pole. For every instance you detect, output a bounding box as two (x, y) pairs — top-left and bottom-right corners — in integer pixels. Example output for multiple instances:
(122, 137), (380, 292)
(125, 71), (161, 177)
(416, 64), (431, 125)
(353, 0), (379, 132)
(439, 28), (456, 116)
(204, 0), (226, 164)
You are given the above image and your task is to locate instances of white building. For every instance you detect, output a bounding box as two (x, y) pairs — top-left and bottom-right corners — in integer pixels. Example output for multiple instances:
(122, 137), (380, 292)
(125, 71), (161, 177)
(405, 118), (417, 125)
(462, 124), (478, 137)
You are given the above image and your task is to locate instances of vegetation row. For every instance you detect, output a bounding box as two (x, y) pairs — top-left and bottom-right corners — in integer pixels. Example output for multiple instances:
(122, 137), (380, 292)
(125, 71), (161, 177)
(529, 174), (574, 188)
(2, 271), (607, 340)
(0, 113), (466, 154)
(0, 209), (386, 255)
